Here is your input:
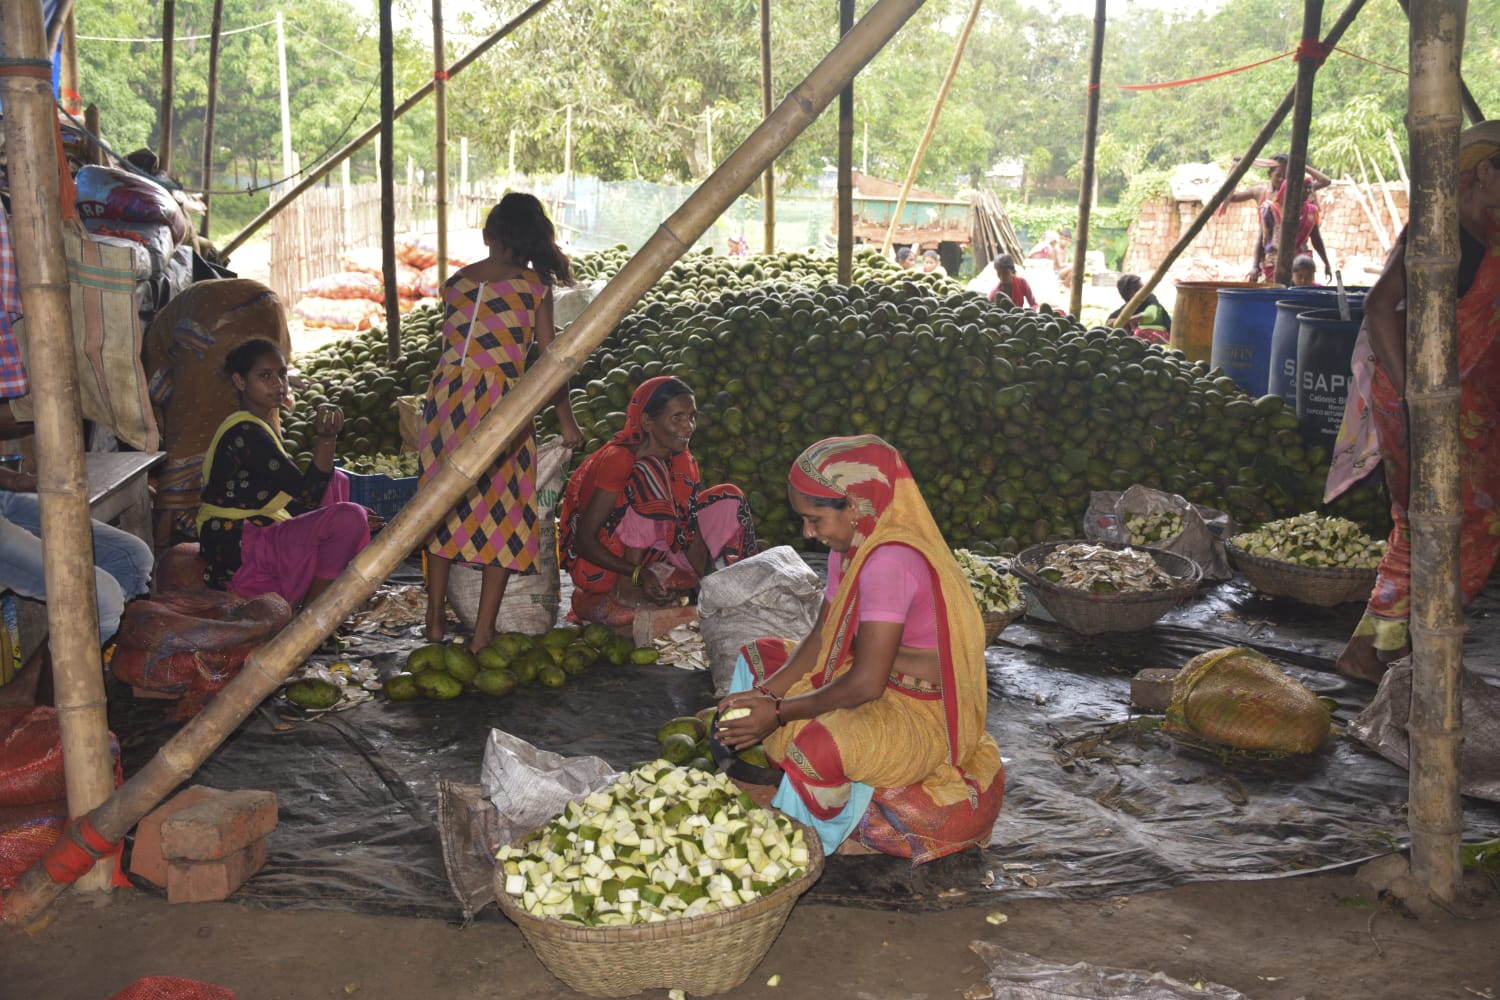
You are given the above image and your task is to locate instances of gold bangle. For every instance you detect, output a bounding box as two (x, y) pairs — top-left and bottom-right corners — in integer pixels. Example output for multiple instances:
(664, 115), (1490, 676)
(631, 564), (642, 585)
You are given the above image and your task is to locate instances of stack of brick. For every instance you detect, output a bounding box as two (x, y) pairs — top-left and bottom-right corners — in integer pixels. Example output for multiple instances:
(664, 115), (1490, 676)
(130, 786), (278, 903)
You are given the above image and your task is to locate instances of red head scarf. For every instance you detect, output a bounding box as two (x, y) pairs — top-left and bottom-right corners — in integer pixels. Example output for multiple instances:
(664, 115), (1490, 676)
(788, 434), (908, 561)
(610, 376), (689, 448)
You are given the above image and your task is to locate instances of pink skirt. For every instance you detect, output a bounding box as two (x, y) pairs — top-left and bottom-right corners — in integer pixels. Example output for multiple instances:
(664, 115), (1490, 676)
(229, 472), (371, 606)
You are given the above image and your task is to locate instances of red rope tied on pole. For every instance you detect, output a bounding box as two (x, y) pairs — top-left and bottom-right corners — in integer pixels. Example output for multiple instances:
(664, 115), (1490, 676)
(1295, 38), (1332, 64)
(433, 69), (448, 81)
(41, 817), (118, 884)
(0, 57), (54, 80)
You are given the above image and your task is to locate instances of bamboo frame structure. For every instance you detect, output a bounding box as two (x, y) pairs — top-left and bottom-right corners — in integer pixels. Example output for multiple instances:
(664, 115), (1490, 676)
(433, 0), (449, 283)
(0, 1), (115, 893)
(1113, 0), (1369, 329)
(1344, 172), (1392, 251)
(1069, 0), (1106, 318)
(380, 1), (400, 363)
(220, 0), (556, 258)
(879, 0), (983, 257)
(760, 0), (775, 253)
(837, 0), (855, 284)
(1272, 0), (1322, 287)
(0, 0), (929, 926)
(1396, 0), (1483, 125)
(159, 1), (175, 175)
(1404, 0), (1465, 904)
(199, 0), (225, 238)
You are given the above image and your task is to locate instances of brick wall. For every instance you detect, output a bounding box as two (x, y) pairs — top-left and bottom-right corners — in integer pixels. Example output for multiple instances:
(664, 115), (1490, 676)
(1121, 185), (1407, 283)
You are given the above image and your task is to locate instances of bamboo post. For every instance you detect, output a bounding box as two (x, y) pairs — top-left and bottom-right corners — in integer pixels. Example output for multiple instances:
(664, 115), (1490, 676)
(1, 0), (928, 926)
(83, 104), (102, 167)
(341, 158), (353, 247)
(0, 1), (116, 894)
(837, 0), (855, 284)
(1273, 0), (1323, 287)
(760, 0), (775, 253)
(1069, 0), (1106, 317)
(879, 0), (983, 256)
(380, 2), (400, 364)
(199, 0), (225, 238)
(222, 0), (556, 258)
(1395, 0), (1483, 125)
(1114, 0), (1370, 329)
(434, 0), (449, 283)
(159, 0), (175, 175)
(1404, 0), (1464, 905)
(58, 7), (79, 117)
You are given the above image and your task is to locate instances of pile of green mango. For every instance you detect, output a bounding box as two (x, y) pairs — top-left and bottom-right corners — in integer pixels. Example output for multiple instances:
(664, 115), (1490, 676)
(655, 708), (773, 775)
(381, 625), (661, 702)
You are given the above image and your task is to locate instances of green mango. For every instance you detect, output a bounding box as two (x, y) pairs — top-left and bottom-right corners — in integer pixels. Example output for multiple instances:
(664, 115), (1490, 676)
(415, 670), (463, 700)
(442, 645), (480, 684)
(474, 668), (519, 698)
(286, 678), (341, 710)
(381, 673), (419, 702)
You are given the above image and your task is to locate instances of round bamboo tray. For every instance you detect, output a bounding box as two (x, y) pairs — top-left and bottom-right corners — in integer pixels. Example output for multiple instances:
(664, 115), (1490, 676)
(981, 596), (1026, 645)
(1012, 541), (1201, 635)
(1226, 544), (1377, 607)
(495, 819), (825, 997)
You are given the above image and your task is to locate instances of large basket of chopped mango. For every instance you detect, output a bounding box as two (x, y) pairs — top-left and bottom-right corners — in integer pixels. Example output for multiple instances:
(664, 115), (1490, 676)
(1227, 514), (1383, 607)
(1013, 540), (1201, 635)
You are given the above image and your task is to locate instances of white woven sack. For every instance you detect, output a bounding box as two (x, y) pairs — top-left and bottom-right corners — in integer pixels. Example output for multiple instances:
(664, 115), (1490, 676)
(449, 438), (570, 635)
(697, 545), (822, 697)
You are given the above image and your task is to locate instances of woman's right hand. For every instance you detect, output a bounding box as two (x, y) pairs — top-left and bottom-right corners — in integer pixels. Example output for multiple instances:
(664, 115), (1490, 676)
(313, 404), (344, 440)
(714, 694), (780, 750)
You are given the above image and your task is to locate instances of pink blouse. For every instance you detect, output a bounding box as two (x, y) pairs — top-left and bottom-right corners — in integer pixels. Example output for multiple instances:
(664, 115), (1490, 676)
(825, 543), (939, 649)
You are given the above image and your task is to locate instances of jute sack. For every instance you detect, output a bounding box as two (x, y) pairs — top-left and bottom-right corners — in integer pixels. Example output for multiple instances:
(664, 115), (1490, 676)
(1163, 647), (1330, 754)
(448, 439), (570, 635)
(698, 546), (822, 697)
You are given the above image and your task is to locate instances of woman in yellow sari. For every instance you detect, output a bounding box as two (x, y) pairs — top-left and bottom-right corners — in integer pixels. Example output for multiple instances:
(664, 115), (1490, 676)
(716, 435), (1004, 860)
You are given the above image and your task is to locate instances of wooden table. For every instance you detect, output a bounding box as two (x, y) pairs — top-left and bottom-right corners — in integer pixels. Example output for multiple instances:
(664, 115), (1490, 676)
(85, 450), (165, 546)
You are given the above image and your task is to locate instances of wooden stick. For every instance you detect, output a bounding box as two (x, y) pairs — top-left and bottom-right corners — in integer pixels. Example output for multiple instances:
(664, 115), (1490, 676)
(199, 0), (225, 238)
(159, 0), (175, 175)
(434, 0), (449, 284)
(837, 0), (855, 284)
(221, 0), (557, 258)
(880, 0), (984, 256)
(380, 1), (400, 364)
(0, 0), (929, 928)
(1404, 0), (1465, 905)
(1344, 173), (1391, 251)
(1369, 154), (1405, 236)
(1113, 0), (1370, 330)
(760, 0), (775, 253)
(1273, 0), (1323, 288)
(1070, 0), (1107, 317)
(0, 0), (116, 894)
(1386, 128), (1411, 196)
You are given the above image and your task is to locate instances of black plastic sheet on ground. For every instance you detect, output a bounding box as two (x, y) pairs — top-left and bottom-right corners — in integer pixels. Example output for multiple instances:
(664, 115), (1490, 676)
(110, 572), (1500, 919)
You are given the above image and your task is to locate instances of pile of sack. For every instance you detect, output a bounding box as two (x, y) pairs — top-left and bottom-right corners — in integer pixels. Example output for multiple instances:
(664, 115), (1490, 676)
(292, 235), (485, 330)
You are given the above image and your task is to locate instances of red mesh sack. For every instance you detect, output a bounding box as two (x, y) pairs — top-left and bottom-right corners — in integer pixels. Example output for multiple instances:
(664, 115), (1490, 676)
(416, 264), (442, 298)
(0, 706), (68, 806)
(850, 764), (1006, 864)
(110, 977), (237, 1000)
(291, 296), (382, 331)
(0, 810), (65, 894)
(302, 271), (383, 303)
(110, 591), (293, 713)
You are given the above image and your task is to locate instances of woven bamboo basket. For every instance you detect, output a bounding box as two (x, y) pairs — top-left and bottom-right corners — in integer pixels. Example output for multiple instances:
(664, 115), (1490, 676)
(495, 818), (825, 997)
(981, 595), (1026, 646)
(1013, 541), (1201, 635)
(1226, 544), (1377, 607)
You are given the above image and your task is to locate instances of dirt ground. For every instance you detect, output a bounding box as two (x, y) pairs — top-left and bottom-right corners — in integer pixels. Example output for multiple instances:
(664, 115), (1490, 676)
(3, 863), (1498, 999)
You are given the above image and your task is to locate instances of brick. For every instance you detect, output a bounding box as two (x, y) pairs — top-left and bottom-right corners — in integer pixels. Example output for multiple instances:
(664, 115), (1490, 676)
(1130, 667), (1179, 713)
(130, 786), (224, 888)
(166, 838), (267, 904)
(160, 789), (278, 862)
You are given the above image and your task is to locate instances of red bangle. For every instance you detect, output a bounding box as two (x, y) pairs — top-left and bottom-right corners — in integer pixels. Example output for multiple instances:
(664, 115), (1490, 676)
(753, 682), (773, 697)
(773, 697), (783, 726)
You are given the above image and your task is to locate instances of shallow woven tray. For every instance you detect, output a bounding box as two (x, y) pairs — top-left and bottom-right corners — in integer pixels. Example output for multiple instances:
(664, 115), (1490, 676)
(981, 597), (1026, 646)
(1012, 541), (1202, 635)
(1226, 544), (1377, 607)
(495, 817), (825, 997)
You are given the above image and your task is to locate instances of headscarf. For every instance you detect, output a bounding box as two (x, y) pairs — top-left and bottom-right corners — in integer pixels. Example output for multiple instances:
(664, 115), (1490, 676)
(558, 377), (700, 573)
(788, 435), (990, 804)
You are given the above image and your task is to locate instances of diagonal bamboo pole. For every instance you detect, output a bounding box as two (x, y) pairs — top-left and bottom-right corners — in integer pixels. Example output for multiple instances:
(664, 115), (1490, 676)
(0, 0), (115, 893)
(1404, 0), (1464, 905)
(1069, 0), (1106, 318)
(220, 0), (556, 258)
(1113, 0), (1369, 329)
(0, 0), (930, 928)
(837, 0), (855, 284)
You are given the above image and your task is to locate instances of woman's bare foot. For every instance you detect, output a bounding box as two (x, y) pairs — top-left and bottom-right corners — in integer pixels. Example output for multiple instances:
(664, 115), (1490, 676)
(468, 630), (495, 654)
(423, 614), (445, 644)
(1336, 634), (1387, 684)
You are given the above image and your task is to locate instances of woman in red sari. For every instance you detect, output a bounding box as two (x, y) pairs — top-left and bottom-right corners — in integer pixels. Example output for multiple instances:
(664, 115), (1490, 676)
(559, 377), (756, 627)
(1334, 122), (1500, 682)
(716, 435), (1003, 861)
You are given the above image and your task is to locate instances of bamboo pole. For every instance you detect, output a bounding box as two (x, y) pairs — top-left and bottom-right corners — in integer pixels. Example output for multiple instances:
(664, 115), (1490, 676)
(58, 7), (79, 117)
(1272, 0), (1323, 287)
(434, 0), (449, 283)
(0, 0), (929, 927)
(1387, 128), (1411, 196)
(1404, 0), (1464, 905)
(1370, 153), (1405, 236)
(1395, 0), (1483, 125)
(837, 0), (855, 284)
(159, 0), (175, 175)
(0, 1), (116, 894)
(380, 2), (400, 364)
(1069, 0), (1106, 317)
(880, 0), (983, 256)
(221, 0), (556, 258)
(83, 104), (102, 167)
(1113, 0), (1370, 329)
(1344, 172), (1392, 251)
(199, 0), (225, 238)
(760, 0), (775, 253)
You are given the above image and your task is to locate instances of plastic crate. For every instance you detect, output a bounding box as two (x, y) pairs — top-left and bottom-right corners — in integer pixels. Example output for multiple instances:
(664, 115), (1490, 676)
(342, 469), (419, 522)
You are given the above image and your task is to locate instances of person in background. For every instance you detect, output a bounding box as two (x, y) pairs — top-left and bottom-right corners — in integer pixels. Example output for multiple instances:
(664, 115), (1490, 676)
(197, 339), (374, 610)
(418, 193), (585, 651)
(987, 254), (1036, 309)
(1329, 121), (1500, 683)
(1290, 254), (1320, 287)
(716, 435), (1003, 860)
(895, 247), (916, 270)
(920, 249), (947, 278)
(1052, 227), (1074, 289)
(1229, 153), (1332, 282)
(1107, 274), (1172, 345)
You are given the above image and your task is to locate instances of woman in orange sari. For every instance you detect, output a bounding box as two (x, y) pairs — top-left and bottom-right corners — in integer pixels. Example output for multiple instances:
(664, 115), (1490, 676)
(716, 435), (1003, 861)
(1332, 122), (1500, 682)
